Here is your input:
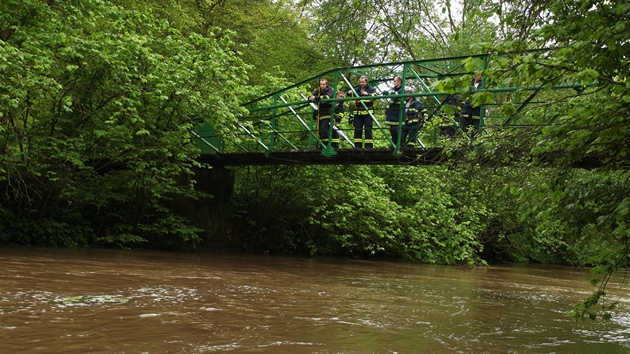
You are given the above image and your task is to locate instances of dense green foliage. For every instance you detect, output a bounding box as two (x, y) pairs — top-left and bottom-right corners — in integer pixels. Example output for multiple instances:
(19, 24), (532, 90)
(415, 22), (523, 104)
(231, 165), (488, 265)
(490, 0), (629, 319)
(0, 0), (247, 248)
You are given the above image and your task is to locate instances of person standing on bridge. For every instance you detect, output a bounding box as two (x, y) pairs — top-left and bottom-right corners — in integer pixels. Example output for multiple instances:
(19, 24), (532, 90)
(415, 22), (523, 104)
(347, 76), (377, 149)
(401, 88), (427, 148)
(329, 91), (347, 149)
(439, 93), (462, 139)
(309, 78), (334, 149)
(461, 70), (484, 136)
(383, 75), (404, 147)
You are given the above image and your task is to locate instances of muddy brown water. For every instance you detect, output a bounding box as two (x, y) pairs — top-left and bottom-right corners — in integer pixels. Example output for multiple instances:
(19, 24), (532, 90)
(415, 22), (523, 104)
(1, 246), (629, 353)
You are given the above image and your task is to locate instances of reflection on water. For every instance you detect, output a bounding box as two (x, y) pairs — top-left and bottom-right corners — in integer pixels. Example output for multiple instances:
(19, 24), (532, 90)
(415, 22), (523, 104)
(1, 246), (629, 353)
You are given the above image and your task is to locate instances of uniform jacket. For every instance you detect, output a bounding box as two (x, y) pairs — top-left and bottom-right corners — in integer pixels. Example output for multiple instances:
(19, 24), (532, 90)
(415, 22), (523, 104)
(312, 86), (334, 116)
(350, 85), (377, 113)
(384, 85), (404, 124)
(334, 101), (345, 123)
(442, 94), (462, 125)
(404, 98), (425, 126)
(462, 79), (483, 117)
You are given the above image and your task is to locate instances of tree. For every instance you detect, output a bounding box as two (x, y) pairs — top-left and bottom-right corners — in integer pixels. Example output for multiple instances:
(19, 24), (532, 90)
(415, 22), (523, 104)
(109, 0), (319, 85)
(299, 0), (500, 65)
(231, 164), (487, 264)
(0, 0), (249, 248)
(482, 0), (630, 319)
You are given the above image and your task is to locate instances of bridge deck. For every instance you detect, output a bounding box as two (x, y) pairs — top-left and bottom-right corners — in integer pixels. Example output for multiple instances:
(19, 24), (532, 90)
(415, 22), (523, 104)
(198, 148), (452, 167)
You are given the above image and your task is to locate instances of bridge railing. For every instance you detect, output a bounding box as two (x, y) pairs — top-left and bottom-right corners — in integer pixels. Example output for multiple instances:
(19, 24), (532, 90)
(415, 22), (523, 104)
(193, 51), (592, 157)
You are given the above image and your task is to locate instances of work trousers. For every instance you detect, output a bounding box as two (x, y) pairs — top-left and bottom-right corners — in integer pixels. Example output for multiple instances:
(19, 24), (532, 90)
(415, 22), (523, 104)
(319, 117), (339, 149)
(459, 115), (480, 132)
(401, 124), (420, 147)
(353, 114), (373, 148)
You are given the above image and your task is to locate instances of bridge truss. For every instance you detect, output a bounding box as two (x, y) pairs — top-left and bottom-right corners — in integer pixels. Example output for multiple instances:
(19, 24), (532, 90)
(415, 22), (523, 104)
(193, 51), (587, 166)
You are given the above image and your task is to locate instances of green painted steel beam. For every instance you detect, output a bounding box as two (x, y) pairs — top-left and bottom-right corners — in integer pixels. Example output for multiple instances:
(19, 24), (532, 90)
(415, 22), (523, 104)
(196, 49), (599, 158)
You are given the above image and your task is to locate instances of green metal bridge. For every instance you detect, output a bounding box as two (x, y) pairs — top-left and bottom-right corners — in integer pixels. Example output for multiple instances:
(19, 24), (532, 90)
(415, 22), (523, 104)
(192, 52), (585, 167)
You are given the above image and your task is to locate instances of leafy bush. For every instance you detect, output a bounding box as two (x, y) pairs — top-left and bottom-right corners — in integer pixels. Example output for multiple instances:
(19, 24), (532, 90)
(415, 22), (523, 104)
(0, 0), (247, 249)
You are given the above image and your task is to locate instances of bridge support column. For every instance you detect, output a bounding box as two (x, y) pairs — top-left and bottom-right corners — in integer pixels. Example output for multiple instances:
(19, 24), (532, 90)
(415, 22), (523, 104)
(170, 167), (235, 250)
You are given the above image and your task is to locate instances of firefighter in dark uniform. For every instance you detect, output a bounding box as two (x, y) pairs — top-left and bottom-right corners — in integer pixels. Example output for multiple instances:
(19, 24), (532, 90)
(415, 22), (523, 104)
(331, 91), (346, 149)
(347, 76), (377, 149)
(461, 70), (484, 135)
(439, 93), (462, 139)
(383, 75), (404, 147)
(308, 78), (334, 148)
(401, 89), (427, 148)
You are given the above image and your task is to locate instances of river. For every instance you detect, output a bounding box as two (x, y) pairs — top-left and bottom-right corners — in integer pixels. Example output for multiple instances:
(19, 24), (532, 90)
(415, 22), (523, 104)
(1, 246), (629, 353)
